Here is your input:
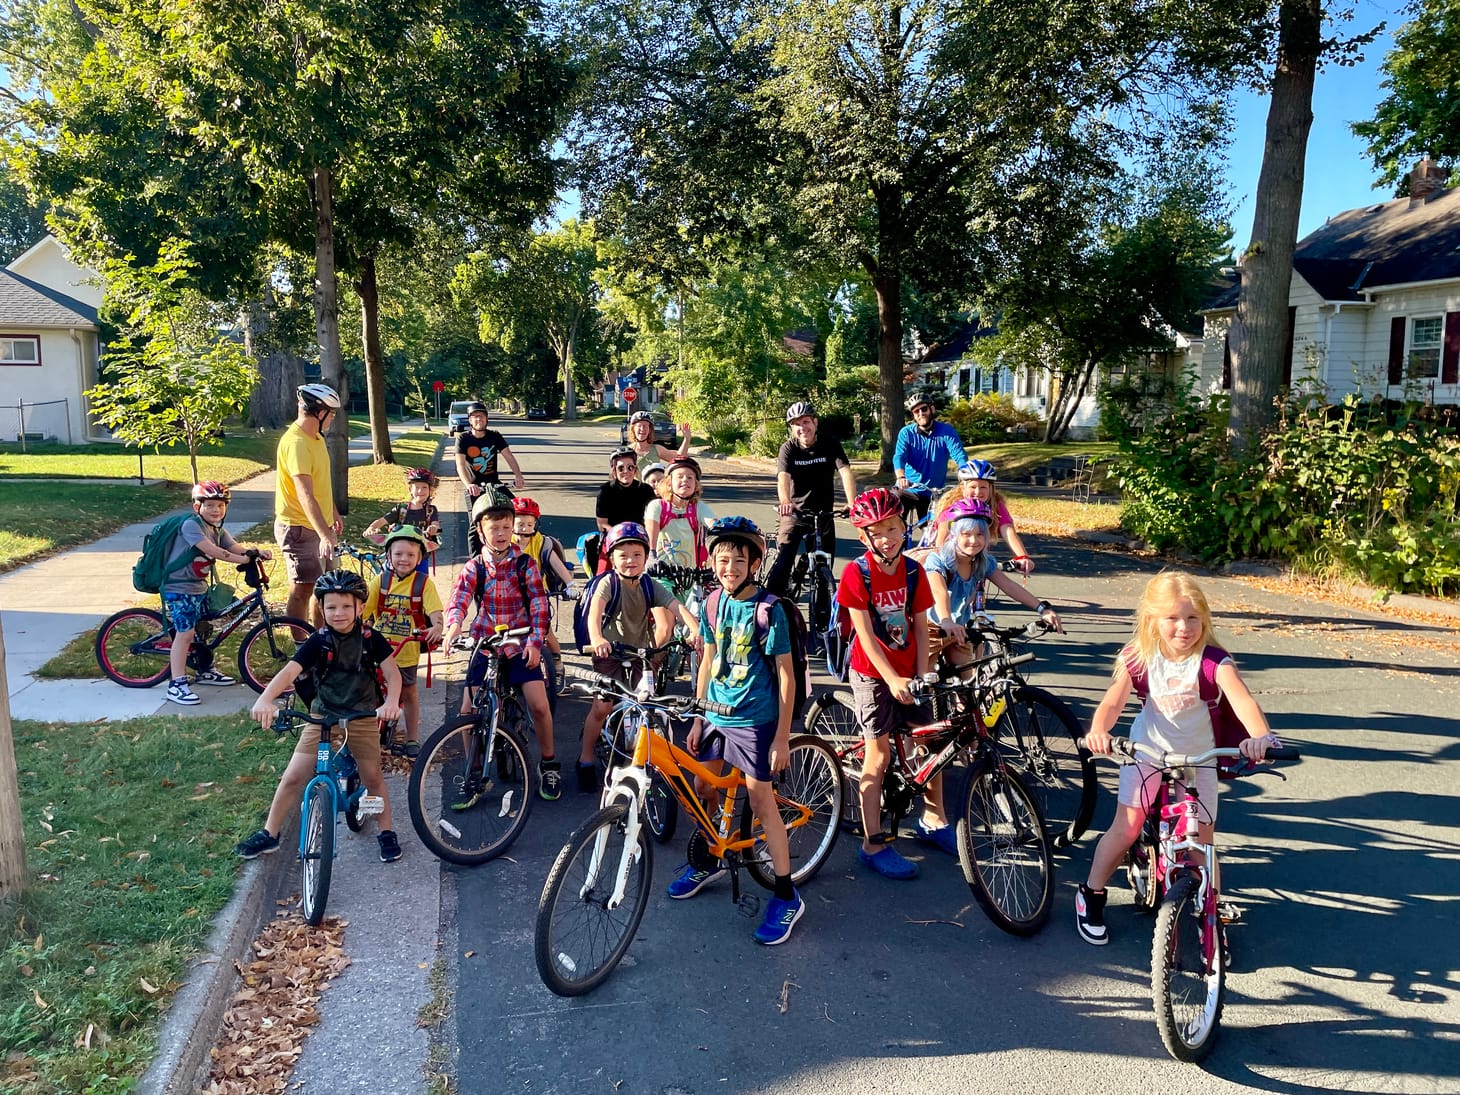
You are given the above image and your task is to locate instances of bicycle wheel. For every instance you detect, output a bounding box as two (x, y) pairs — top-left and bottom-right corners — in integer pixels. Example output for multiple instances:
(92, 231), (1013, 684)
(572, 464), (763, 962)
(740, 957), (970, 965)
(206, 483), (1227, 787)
(1126, 817), (1162, 914)
(408, 714), (534, 865)
(94, 608), (172, 688)
(744, 734), (844, 889)
(535, 803), (652, 997)
(808, 565), (835, 636)
(1152, 873), (1225, 1062)
(996, 685), (1096, 850)
(804, 691), (862, 832)
(300, 780), (335, 926)
(955, 758), (1053, 936)
(645, 769), (678, 844)
(344, 774), (365, 833)
(237, 616), (313, 693)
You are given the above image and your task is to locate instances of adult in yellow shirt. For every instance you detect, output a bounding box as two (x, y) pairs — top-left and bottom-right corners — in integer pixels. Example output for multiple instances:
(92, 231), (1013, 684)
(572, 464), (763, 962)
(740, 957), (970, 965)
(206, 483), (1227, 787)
(275, 383), (344, 624)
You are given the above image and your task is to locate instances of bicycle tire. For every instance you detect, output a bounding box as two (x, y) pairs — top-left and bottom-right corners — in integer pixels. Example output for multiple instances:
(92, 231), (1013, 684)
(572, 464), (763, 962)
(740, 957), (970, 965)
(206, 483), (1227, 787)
(808, 564), (835, 635)
(955, 757), (1053, 936)
(744, 734), (844, 889)
(804, 691), (862, 832)
(344, 773), (366, 833)
(535, 802), (652, 997)
(408, 714), (534, 865)
(237, 616), (313, 694)
(996, 685), (1096, 850)
(645, 769), (678, 844)
(300, 780), (335, 926)
(1152, 873), (1225, 1062)
(94, 607), (172, 688)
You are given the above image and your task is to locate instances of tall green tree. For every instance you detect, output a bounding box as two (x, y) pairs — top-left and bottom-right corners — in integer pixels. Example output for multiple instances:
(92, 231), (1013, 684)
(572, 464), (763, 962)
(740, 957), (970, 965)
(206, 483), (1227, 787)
(0, 164), (50, 263)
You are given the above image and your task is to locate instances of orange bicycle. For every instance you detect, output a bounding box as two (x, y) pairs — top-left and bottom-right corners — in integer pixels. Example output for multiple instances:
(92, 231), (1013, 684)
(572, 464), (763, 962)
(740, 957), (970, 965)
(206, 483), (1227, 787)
(534, 666), (844, 996)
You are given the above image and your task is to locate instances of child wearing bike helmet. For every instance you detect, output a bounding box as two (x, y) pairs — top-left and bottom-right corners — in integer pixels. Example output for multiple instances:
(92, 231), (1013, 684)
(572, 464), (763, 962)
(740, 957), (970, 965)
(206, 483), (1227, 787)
(625, 409), (691, 471)
(363, 526), (443, 757)
(645, 457), (716, 569)
(511, 496), (576, 595)
(162, 481), (272, 706)
(364, 467), (442, 571)
(1075, 572), (1276, 946)
(836, 487), (949, 877)
(238, 569), (405, 863)
(671, 517), (805, 946)
(929, 460), (1031, 571)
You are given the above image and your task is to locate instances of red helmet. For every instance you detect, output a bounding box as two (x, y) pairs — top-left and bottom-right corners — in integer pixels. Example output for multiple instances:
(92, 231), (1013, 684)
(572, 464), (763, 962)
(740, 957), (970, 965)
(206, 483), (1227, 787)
(405, 467), (437, 486)
(849, 487), (903, 528)
(511, 496), (541, 519)
(192, 480), (230, 503)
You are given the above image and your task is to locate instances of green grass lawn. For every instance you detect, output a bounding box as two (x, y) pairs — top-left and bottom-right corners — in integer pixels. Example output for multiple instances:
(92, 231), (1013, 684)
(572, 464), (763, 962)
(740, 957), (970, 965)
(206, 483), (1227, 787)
(1, 713), (285, 1095)
(0, 481), (190, 573)
(0, 431), (282, 483)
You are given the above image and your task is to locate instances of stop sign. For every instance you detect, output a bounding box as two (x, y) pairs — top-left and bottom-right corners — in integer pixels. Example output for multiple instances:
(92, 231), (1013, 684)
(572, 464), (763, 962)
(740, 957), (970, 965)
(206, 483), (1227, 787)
(623, 386), (638, 405)
(431, 380), (444, 392)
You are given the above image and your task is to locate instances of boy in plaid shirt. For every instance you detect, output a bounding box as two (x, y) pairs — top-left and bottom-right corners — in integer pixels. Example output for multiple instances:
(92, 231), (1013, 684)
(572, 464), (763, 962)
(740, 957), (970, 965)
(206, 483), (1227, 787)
(441, 487), (560, 799)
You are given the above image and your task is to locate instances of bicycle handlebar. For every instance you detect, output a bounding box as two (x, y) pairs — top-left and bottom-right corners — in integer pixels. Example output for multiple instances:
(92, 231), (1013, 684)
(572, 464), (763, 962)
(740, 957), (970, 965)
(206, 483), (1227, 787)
(1078, 737), (1301, 769)
(272, 705), (379, 734)
(563, 666), (732, 717)
(450, 626), (533, 655)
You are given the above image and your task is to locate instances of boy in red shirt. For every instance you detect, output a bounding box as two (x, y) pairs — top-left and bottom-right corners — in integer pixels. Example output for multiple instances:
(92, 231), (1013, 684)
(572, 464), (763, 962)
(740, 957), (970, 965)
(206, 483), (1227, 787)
(836, 487), (951, 880)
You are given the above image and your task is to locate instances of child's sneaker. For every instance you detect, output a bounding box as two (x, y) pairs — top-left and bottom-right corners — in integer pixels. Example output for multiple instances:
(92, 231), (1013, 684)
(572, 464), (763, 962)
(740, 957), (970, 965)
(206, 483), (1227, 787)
(166, 678), (200, 706)
(857, 845), (919, 880)
(377, 830), (403, 863)
(539, 760), (562, 801)
(192, 668), (236, 686)
(666, 863), (725, 899)
(754, 891), (804, 945)
(235, 829), (280, 858)
(1075, 883), (1108, 945)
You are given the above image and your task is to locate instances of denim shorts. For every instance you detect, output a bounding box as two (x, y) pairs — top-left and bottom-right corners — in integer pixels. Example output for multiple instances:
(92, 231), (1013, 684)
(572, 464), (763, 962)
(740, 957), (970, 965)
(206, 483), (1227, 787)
(162, 591), (207, 634)
(465, 648), (546, 689)
(698, 720), (778, 782)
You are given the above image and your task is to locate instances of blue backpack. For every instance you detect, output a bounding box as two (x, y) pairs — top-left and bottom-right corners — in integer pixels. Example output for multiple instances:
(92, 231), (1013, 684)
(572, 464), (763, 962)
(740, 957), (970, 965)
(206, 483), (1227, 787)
(572, 570), (658, 653)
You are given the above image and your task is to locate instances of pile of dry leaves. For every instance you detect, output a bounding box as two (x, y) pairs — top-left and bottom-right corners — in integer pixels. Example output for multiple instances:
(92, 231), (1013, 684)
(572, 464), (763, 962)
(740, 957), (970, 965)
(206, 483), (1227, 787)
(202, 905), (351, 1094)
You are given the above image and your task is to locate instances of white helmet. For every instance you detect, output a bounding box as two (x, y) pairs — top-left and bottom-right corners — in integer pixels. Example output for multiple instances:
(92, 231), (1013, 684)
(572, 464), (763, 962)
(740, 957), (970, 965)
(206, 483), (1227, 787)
(297, 383), (341, 411)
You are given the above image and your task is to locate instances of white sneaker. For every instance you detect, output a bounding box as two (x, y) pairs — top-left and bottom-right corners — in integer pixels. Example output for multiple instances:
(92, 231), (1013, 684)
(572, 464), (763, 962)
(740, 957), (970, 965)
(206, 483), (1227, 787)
(166, 679), (201, 706)
(192, 668), (236, 686)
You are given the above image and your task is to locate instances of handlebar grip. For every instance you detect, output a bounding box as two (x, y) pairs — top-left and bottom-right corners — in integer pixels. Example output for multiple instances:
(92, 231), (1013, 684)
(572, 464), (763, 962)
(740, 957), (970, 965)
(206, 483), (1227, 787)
(1007, 652), (1037, 668)
(1267, 745), (1301, 761)
(698, 699), (734, 717)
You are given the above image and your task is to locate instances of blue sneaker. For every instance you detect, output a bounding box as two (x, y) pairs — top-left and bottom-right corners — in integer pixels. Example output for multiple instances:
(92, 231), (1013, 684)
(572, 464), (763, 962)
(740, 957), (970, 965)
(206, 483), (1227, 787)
(754, 891), (805, 945)
(857, 845), (919, 880)
(912, 820), (958, 856)
(666, 863), (725, 899)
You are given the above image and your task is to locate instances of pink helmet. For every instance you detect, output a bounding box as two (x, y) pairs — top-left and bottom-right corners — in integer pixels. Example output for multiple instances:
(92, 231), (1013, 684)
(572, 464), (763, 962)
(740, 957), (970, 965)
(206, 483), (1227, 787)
(936, 498), (993, 525)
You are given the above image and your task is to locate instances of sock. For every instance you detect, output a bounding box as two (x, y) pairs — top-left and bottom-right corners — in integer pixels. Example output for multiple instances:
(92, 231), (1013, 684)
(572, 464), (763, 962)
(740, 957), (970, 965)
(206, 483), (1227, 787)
(774, 873), (795, 901)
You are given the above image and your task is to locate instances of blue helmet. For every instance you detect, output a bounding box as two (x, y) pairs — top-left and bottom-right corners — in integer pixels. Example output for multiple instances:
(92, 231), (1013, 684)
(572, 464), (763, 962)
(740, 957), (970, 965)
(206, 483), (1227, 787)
(706, 516), (766, 561)
(958, 459), (997, 482)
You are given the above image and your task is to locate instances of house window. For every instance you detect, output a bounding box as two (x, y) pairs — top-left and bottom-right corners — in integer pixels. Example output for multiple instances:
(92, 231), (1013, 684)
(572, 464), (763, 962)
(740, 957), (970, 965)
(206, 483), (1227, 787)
(0, 336), (41, 365)
(1409, 316), (1443, 378)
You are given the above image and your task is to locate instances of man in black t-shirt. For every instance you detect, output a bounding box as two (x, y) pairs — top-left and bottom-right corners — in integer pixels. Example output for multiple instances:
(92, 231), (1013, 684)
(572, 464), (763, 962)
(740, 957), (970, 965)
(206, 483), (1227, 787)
(589, 447), (655, 573)
(764, 401), (858, 596)
(454, 402), (526, 555)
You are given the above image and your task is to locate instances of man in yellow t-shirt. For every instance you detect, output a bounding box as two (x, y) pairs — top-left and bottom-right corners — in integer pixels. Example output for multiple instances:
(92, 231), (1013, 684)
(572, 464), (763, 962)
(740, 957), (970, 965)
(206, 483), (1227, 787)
(275, 383), (344, 624)
(364, 527), (444, 755)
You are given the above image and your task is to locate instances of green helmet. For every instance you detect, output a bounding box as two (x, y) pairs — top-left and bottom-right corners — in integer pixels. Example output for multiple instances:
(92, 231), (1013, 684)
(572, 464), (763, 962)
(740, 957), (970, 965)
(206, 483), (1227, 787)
(383, 524), (430, 555)
(470, 486), (515, 524)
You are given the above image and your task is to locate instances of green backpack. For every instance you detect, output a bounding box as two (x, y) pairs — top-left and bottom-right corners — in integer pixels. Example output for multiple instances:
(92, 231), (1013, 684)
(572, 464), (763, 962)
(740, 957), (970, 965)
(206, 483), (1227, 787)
(132, 513), (206, 594)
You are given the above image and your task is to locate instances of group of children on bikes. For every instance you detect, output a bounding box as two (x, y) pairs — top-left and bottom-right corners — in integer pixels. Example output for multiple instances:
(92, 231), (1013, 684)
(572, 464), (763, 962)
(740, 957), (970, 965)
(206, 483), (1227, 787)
(155, 385), (1277, 950)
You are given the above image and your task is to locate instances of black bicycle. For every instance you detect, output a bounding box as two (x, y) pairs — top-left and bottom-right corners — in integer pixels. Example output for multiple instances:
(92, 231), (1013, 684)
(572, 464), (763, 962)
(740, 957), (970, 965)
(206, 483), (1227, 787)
(94, 551), (312, 692)
(761, 507), (843, 640)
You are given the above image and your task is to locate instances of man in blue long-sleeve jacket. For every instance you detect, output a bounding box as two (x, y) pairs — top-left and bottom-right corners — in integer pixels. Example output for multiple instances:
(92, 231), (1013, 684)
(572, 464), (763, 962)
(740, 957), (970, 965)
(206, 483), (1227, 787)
(892, 393), (968, 524)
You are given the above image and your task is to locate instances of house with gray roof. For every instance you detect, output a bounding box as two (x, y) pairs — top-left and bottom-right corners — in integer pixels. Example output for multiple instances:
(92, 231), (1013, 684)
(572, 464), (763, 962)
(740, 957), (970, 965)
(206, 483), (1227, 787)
(1198, 158), (1460, 404)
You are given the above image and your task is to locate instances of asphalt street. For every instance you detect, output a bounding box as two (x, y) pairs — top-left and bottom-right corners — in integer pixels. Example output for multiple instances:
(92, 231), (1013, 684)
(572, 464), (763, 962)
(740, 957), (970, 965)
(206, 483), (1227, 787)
(301, 416), (1460, 1095)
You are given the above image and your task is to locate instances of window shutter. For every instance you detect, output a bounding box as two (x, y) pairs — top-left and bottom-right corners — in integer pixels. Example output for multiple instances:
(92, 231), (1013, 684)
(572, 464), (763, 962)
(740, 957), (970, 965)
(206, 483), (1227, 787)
(1443, 312), (1460, 385)
(1282, 307), (1296, 386)
(1222, 333), (1232, 390)
(1388, 316), (1406, 385)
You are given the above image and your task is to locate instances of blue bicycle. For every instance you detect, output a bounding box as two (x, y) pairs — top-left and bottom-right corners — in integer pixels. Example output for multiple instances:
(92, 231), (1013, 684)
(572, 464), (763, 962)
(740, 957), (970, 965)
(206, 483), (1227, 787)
(271, 701), (383, 925)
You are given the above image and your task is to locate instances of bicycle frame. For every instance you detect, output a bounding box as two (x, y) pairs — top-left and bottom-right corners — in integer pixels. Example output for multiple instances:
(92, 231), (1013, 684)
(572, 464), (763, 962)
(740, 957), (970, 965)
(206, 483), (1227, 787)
(167, 559), (288, 660)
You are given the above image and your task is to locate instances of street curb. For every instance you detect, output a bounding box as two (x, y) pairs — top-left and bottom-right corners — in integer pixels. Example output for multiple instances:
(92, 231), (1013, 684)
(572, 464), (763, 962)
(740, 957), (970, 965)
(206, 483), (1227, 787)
(136, 810), (299, 1095)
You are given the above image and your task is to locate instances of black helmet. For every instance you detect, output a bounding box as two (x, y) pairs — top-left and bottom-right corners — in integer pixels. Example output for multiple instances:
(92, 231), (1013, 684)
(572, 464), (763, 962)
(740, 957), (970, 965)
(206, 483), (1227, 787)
(313, 568), (369, 602)
(785, 400), (817, 424)
(470, 485), (515, 524)
(297, 383), (341, 412)
(466, 401), (488, 416)
(609, 446), (637, 467)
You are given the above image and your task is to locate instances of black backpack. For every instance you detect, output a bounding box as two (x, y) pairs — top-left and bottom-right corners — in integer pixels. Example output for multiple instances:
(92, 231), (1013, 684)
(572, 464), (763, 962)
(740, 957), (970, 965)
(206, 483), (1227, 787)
(702, 587), (811, 721)
(292, 625), (385, 710)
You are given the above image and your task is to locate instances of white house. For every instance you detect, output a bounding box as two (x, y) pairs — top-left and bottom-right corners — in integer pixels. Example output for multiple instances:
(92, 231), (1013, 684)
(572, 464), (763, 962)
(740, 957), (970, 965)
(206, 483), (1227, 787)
(0, 235), (103, 444)
(1198, 159), (1460, 405)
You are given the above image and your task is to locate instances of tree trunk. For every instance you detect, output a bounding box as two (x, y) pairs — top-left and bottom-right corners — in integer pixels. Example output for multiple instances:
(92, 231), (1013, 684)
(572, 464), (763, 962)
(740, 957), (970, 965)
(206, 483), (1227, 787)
(311, 166), (350, 514)
(0, 618), (27, 896)
(562, 324), (579, 420)
(356, 255), (395, 464)
(1228, 0), (1321, 456)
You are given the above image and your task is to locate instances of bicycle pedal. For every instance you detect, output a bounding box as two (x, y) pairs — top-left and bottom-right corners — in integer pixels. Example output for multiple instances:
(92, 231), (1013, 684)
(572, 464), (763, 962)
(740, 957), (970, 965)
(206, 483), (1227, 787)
(736, 892), (761, 919)
(1217, 901), (1243, 925)
(357, 795), (385, 817)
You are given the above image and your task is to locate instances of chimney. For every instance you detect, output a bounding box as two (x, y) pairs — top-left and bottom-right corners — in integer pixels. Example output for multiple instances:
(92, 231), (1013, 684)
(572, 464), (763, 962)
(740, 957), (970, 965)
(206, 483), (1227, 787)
(1409, 156), (1450, 207)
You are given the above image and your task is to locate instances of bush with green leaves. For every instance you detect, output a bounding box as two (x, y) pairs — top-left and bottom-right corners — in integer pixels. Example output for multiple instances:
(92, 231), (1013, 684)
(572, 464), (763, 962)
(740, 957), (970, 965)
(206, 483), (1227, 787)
(942, 395), (1044, 446)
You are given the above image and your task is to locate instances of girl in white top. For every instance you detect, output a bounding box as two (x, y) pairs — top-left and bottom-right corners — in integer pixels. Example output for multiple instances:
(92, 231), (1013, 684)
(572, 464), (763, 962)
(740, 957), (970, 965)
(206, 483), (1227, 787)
(1074, 571), (1277, 946)
(644, 457), (716, 569)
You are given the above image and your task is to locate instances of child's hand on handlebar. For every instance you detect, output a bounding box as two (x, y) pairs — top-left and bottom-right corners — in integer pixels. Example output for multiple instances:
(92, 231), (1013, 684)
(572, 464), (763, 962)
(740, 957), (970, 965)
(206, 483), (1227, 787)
(939, 619), (967, 644)
(1239, 732), (1279, 761)
(1083, 727), (1114, 755)
(251, 697), (278, 730)
(592, 638), (612, 658)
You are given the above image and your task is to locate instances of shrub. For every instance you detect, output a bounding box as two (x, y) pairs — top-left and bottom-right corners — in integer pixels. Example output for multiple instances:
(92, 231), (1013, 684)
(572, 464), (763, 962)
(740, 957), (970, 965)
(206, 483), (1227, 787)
(706, 418), (750, 452)
(943, 395), (1043, 446)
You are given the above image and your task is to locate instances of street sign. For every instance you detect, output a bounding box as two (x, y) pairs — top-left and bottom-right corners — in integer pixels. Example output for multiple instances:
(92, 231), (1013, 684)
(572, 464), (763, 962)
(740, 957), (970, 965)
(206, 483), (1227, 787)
(432, 380), (445, 392)
(623, 387), (638, 405)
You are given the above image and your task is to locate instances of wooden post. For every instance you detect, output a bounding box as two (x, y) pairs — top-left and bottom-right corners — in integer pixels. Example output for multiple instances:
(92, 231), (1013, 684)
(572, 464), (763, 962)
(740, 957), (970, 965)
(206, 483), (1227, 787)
(0, 616), (28, 896)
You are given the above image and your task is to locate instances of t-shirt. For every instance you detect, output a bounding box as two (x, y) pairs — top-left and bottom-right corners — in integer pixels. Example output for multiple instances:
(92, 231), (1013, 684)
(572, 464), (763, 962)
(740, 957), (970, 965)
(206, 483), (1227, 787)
(291, 624), (394, 716)
(596, 479), (656, 529)
(275, 423), (335, 529)
(456, 428), (510, 483)
(700, 590), (790, 728)
(592, 573), (676, 648)
(363, 571), (443, 670)
(893, 422), (968, 493)
(381, 502), (441, 540)
(645, 498), (716, 568)
(777, 435), (850, 513)
(924, 550), (997, 625)
(836, 552), (934, 678)
(162, 515), (239, 595)
(1128, 650), (1229, 754)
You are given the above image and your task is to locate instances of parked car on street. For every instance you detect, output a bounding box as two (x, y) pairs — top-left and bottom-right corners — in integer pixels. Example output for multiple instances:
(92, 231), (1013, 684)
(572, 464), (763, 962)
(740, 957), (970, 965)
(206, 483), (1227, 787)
(447, 401), (474, 436)
(619, 411), (679, 447)
(526, 406), (550, 421)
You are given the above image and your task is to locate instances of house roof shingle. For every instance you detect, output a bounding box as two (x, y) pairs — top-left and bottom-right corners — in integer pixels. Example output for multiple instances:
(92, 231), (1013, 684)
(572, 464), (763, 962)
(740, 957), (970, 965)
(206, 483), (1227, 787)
(0, 268), (99, 329)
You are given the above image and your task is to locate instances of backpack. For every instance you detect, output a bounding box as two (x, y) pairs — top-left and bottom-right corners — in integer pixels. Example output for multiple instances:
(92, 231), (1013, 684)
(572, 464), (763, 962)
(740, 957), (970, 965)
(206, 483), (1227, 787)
(469, 553), (536, 620)
(571, 570), (658, 652)
(293, 625), (385, 710)
(132, 513), (208, 594)
(830, 555), (923, 675)
(1125, 644), (1249, 779)
(657, 499), (707, 566)
(703, 587), (811, 721)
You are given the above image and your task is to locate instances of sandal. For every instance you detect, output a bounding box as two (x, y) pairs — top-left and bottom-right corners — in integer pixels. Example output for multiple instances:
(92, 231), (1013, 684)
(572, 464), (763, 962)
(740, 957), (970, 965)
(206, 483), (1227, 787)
(402, 740), (420, 760)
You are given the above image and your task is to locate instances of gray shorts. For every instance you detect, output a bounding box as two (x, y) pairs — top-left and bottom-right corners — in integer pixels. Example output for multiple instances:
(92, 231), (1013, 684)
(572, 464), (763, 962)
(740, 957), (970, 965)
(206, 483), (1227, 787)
(849, 669), (932, 739)
(276, 521), (325, 584)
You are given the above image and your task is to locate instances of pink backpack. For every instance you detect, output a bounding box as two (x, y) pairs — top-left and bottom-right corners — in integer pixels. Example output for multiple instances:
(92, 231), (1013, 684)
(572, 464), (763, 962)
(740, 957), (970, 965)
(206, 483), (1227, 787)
(1125, 644), (1250, 779)
(657, 499), (707, 565)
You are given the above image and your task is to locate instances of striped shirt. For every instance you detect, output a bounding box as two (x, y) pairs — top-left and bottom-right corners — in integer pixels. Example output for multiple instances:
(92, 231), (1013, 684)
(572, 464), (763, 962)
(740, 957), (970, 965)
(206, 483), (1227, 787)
(444, 545), (550, 652)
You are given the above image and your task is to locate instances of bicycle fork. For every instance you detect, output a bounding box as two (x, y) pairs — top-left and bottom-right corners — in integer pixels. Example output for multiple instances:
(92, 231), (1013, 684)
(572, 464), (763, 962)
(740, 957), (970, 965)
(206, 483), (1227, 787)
(581, 772), (648, 909)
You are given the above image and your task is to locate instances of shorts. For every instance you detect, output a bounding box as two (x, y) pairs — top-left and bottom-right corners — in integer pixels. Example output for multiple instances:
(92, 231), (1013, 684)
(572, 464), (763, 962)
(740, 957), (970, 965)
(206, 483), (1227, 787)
(162, 591), (207, 633)
(591, 653), (663, 685)
(397, 665), (418, 687)
(276, 521), (325, 584)
(1118, 761), (1219, 826)
(698, 720), (778, 782)
(292, 715), (382, 771)
(465, 647), (546, 689)
(850, 669), (932, 739)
